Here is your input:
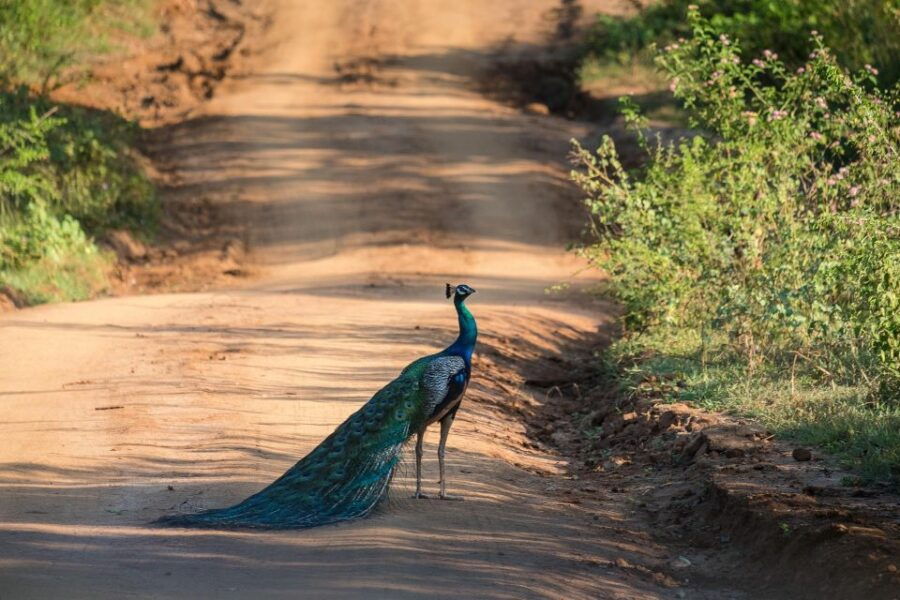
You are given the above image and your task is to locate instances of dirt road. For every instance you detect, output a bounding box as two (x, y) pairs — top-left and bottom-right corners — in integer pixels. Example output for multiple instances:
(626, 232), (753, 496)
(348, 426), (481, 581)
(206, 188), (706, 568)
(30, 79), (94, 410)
(0, 1), (736, 598)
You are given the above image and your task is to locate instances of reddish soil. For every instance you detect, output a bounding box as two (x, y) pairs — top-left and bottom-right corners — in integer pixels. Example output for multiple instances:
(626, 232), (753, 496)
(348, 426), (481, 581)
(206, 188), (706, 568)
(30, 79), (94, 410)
(531, 357), (900, 599)
(54, 0), (273, 127)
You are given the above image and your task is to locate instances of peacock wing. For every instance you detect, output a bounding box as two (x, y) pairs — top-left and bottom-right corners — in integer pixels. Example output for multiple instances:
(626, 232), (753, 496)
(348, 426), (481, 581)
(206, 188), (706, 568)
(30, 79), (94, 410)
(421, 355), (467, 418)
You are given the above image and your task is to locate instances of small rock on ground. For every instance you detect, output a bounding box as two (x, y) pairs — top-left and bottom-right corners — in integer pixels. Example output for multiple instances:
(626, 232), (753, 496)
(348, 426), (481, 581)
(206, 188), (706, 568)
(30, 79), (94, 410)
(792, 447), (812, 461)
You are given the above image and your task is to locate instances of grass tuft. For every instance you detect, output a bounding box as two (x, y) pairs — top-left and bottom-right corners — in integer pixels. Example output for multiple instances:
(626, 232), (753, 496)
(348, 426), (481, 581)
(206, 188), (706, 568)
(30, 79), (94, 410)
(0, 0), (155, 87)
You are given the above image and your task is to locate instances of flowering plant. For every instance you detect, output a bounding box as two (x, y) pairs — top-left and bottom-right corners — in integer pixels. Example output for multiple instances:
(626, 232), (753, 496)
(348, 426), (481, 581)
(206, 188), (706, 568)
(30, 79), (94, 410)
(572, 7), (899, 391)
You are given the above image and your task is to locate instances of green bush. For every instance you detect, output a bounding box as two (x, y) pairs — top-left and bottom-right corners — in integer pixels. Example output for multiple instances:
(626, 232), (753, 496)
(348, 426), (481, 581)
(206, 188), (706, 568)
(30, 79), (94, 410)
(0, 201), (109, 304)
(0, 88), (157, 234)
(572, 8), (900, 480)
(582, 0), (900, 88)
(0, 89), (156, 301)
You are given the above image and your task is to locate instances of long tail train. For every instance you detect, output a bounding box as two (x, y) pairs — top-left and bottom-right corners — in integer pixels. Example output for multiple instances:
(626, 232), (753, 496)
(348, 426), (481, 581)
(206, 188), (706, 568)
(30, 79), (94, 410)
(156, 369), (419, 529)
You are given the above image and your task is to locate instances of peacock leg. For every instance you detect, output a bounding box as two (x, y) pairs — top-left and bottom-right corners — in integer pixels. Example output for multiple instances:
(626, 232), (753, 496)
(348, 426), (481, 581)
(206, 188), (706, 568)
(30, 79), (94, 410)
(412, 428), (431, 499)
(438, 414), (463, 501)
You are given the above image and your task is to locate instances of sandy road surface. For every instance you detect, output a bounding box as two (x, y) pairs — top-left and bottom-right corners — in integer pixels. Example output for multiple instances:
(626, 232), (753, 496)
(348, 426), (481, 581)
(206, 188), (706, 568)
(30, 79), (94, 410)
(0, 1), (729, 598)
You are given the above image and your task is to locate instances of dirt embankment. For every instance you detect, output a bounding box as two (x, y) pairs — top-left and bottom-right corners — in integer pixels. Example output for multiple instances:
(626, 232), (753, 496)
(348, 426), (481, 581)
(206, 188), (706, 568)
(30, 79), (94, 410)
(51, 0), (274, 297)
(526, 352), (900, 599)
(54, 0), (272, 126)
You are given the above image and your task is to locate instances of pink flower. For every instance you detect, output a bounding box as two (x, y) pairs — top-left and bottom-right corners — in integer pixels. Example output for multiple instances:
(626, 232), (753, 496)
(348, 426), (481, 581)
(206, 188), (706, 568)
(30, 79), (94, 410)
(849, 186), (860, 197)
(796, 66), (805, 74)
(815, 97), (827, 109)
(741, 111), (758, 126)
(719, 34), (730, 46)
(753, 59), (765, 68)
(809, 131), (823, 141)
(865, 64), (879, 76)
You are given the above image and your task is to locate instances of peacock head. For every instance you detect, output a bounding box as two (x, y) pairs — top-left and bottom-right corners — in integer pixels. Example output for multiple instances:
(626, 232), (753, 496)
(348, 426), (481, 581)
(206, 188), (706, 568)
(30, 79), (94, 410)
(446, 283), (476, 301)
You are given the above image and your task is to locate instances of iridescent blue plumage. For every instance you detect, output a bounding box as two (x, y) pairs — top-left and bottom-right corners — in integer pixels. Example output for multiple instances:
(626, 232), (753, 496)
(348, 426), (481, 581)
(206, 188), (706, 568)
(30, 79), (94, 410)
(157, 284), (477, 529)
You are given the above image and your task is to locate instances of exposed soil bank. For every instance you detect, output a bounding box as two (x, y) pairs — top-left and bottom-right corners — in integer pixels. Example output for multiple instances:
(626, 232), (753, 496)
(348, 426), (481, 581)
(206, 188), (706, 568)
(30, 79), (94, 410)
(534, 360), (900, 599)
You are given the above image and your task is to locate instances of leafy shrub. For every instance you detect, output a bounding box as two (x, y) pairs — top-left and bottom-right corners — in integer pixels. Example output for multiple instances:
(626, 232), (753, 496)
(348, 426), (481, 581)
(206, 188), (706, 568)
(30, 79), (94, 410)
(572, 8), (899, 479)
(0, 100), (60, 217)
(0, 200), (109, 304)
(582, 0), (900, 88)
(0, 88), (156, 232)
(0, 88), (156, 301)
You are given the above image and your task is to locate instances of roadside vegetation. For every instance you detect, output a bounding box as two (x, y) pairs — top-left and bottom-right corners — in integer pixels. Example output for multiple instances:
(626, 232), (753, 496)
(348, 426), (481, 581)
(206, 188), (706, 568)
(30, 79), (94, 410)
(571, 7), (899, 484)
(0, 0), (154, 86)
(579, 0), (900, 91)
(0, 0), (156, 304)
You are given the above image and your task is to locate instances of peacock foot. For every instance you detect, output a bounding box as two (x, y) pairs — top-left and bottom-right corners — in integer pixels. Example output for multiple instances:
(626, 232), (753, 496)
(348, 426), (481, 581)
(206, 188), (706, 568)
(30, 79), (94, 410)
(438, 493), (464, 501)
(411, 491), (434, 499)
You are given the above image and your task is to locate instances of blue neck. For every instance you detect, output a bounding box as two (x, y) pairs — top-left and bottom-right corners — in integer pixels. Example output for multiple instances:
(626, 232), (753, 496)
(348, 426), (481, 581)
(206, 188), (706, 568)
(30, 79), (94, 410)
(445, 296), (477, 364)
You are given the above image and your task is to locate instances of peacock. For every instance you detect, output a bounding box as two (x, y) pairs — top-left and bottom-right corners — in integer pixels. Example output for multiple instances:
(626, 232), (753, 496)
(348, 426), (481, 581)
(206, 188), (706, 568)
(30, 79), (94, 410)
(156, 283), (477, 529)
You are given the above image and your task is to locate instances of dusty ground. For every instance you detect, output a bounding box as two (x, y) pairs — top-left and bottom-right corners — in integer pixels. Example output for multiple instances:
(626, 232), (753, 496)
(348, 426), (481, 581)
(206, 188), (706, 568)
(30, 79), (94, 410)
(1, 1), (896, 599)
(531, 368), (900, 600)
(53, 0), (273, 127)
